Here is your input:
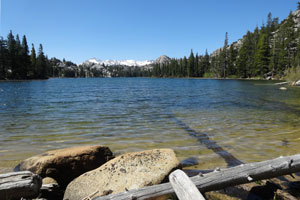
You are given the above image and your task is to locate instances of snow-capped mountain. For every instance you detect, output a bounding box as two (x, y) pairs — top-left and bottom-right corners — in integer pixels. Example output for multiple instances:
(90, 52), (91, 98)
(77, 56), (171, 77)
(81, 58), (154, 67)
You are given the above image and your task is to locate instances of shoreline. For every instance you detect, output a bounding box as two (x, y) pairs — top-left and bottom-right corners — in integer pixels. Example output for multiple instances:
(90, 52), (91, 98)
(0, 76), (287, 81)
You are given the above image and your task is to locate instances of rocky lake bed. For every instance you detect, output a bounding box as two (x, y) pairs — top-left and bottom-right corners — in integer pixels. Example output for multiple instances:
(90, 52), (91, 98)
(1, 145), (300, 200)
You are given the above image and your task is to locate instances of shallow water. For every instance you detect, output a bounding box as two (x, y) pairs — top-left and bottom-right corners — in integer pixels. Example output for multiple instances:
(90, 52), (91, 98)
(0, 78), (300, 170)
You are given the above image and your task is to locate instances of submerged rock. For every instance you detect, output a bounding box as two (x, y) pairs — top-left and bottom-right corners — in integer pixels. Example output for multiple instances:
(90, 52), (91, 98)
(63, 149), (179, 200)
(279, 87), (287, 90)
(15, 145), (114, 188)
(180, 157), (199, 168)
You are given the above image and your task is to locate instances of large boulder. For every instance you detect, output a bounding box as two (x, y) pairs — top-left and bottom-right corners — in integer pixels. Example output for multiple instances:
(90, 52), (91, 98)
(15, 145), (114, 188)
(63, 149), (179, 200)
(295, 80), (300, 86)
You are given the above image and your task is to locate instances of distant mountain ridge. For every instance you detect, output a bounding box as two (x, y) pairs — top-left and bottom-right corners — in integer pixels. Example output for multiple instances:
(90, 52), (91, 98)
(82, 58), (154, 67)
(81, 55), (171, 67)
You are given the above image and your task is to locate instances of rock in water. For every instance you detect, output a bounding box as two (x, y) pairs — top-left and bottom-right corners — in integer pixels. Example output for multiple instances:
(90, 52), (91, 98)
(295, 80), (300, 86)
(279, 87), (287, 90)
(180, 157), (199, 168)
(63, 149), (179, 200)
(16, 146), (114, 188)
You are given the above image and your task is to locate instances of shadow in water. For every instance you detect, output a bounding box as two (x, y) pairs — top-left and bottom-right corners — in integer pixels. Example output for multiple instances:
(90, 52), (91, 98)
(171, 114), (243, 167)
(171, 113), (293, 183)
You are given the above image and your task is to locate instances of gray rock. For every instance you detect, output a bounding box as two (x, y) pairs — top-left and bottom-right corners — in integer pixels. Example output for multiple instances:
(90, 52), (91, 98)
(16, 146), (114, 188)
(155, 55), (171, 65)
(63, 149), (179, 200)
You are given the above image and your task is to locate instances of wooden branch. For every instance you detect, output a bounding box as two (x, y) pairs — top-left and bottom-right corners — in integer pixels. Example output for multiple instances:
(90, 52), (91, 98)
(274, 82), (288, 85)
(169, 170), (206, 200)
(93, 154), (300, 200)
(0, 171), (42, 200)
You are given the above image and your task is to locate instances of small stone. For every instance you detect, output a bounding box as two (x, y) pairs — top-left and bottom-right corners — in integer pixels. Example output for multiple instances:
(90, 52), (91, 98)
(42, 177), (58, 185)
(279, 87), (287, 90)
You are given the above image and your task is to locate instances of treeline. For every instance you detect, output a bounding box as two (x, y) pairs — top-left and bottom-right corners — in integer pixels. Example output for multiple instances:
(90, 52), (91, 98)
(0, 31), (49, 80)
(152, 51), (210, 78)
(2, 3), (300, 80)
(152, 4), (300, 79)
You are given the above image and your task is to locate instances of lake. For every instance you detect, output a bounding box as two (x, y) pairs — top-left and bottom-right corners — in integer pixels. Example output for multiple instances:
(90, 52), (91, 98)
(0, 78), (300, 171)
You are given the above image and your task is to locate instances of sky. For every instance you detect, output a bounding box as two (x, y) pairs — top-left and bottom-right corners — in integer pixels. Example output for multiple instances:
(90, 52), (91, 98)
(0, 0), (299, 64)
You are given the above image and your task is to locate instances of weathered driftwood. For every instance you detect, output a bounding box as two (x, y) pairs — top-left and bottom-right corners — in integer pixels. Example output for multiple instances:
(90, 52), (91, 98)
(169, 169), (206, 200)
(93, 154), (300, 200)
(0, 171), (42, 200)
(274, 81), (289, 85)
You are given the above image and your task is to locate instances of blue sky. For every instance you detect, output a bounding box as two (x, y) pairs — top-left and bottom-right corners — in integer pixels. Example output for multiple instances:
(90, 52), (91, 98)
(1, 0), (299, 64)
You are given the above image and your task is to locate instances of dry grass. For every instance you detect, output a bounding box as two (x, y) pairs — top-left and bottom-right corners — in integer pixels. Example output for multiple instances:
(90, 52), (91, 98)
(284, 66), (300, 83)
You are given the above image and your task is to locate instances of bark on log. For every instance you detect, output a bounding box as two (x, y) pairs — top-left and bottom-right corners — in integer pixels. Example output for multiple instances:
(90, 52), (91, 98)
(0, 171), (42, 200)
(169, 170), (206, 200)
(93, 154), (300, 200)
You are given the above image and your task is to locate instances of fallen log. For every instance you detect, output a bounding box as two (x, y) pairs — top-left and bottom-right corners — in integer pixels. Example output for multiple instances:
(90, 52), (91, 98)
(169, 169), (206, 200)
(0, 171), (42, 200)
(93, 154), (300, 200)
(274, 81), (289, 85)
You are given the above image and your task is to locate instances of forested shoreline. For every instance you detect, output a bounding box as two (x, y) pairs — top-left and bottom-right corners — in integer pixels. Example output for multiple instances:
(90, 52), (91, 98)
(0, 31), (78, 80)
(0, 31), (49, 80)
(152, 6), (300, 79)
(1, 3), (300, 80)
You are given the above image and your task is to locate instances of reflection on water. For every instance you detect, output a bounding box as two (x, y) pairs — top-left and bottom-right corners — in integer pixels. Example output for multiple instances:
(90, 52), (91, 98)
(0, 78), (300, 170)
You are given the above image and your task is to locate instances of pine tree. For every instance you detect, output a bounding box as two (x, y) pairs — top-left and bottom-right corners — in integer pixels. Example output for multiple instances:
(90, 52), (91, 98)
(187, 49), (195, 77)
(195, 53), (199, 76)
(270, 35), (278, 77)
(236, 31), (255, 78)
(227, 44), (238, 76)
(15, 34), (23, 79)
(254, 33), (270, 76)
(21, 35), (30, 79)
(0, 37), (8, 79)
(295, 29), (300, 66)
(203, 49), (210, 76)
(36, 44), (47, 79)
(29, 44), (36, 78)
(276, 12), (296, 73)
(266, 12), (273, 35)
(222, 32), (228, 78)
(7, 31), (16, 79)
(285, 12), (297, 68)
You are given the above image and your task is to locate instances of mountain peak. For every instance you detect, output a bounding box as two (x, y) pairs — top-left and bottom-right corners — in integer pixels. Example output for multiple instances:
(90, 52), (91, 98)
(155, 55), (171, 64)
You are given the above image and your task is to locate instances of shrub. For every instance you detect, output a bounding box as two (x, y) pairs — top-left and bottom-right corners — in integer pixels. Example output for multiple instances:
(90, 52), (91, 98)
(203, 72), (215, 78)
(284, 66), (300, 83)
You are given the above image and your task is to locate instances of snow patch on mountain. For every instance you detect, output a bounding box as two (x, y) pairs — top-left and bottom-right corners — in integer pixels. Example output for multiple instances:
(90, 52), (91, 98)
(82, 58), (154, 67)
